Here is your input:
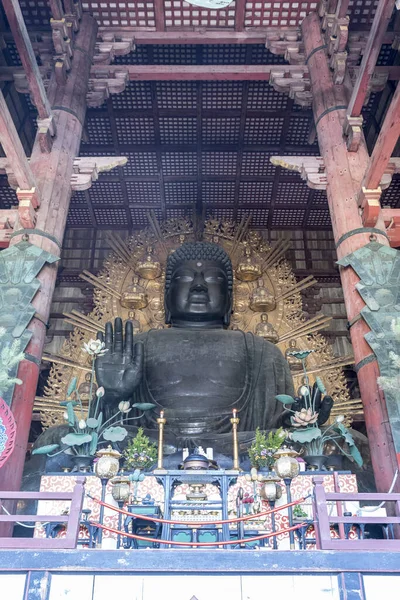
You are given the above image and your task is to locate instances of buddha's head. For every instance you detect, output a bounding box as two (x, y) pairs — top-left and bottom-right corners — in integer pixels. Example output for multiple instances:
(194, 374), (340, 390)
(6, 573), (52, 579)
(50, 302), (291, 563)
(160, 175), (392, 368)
(165, 242), (233, 328)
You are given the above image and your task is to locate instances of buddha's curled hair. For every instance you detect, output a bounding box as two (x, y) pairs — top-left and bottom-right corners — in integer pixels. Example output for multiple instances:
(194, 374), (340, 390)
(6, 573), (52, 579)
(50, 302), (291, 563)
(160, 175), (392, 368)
(165, 242), (233, 293)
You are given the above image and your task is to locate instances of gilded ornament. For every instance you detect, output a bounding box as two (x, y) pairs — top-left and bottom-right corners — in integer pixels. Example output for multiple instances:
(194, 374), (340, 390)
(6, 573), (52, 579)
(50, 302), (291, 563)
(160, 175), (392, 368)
(285, 339), (305, 372)
(235, 246), (262, 282)
(126, 310), (141, 335)
(120, 275), (148, 310)
(249, 278), (276, 312)
(136, 246), (162, 280)
(255, 313), (279, 344)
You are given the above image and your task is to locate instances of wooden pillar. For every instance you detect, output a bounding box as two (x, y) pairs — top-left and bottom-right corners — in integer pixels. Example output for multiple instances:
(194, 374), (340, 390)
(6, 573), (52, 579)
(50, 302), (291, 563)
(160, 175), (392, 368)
(0, 15), (98, 503)
(302, 12), (399, 493)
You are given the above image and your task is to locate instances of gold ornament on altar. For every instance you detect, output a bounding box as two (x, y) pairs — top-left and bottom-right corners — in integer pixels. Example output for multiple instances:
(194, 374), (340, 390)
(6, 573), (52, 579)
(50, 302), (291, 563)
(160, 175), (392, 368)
(120, 275), (148, 310)
(136, 246), (162, 280)
(37, 213), (359, 429)
(249, 278), (276, 312)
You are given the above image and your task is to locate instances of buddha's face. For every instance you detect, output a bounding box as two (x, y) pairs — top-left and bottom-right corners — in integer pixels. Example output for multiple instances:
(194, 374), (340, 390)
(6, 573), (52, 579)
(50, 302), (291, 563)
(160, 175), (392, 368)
(166, 259), (231, 326)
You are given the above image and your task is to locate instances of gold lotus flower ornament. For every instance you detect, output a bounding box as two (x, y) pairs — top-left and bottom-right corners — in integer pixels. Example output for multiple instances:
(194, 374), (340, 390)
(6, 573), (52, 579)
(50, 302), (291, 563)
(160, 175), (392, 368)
(120, 275), (148, 310)
(136, 246), (161, 280)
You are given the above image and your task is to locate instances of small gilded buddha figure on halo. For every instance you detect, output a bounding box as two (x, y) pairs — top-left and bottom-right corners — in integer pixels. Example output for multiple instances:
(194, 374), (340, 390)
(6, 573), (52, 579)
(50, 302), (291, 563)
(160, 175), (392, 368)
(77, 372), (98, 403)
(255, 313), (279, 344)
(285, 339), (304, 372)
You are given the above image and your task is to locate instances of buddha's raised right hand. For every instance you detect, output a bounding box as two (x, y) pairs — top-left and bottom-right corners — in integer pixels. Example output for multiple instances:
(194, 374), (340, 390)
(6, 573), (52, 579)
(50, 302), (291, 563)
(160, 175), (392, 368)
(95, 317), (144, 400)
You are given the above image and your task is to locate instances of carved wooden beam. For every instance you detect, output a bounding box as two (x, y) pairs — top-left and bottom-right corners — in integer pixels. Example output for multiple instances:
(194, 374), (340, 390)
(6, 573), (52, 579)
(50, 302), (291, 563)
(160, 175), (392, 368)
(2, 0), (55, 152)
(270, 155), (400, 191)
(0, 156), (127, 192)
(0, 89), (40, 228)
(358, 81), (400, 227)
(346, 0), (396, 120)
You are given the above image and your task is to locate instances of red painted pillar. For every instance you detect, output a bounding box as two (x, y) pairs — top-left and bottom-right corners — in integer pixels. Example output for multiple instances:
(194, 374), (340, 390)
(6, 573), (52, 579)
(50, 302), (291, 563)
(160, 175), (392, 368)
(0, 15), (97, 508)
(302, 13), (399, 492)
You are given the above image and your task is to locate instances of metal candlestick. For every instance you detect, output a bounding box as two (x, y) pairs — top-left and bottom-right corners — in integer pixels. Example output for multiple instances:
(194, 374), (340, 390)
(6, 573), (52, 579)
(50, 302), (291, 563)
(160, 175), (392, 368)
(157, 411), (166, 470)
(230, 409), (240, 470)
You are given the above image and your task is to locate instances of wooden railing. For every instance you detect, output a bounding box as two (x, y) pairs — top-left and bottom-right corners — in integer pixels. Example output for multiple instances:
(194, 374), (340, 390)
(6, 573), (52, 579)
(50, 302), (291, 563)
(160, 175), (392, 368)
(0, 478), (85, 549)
(312, 475), (400, 550)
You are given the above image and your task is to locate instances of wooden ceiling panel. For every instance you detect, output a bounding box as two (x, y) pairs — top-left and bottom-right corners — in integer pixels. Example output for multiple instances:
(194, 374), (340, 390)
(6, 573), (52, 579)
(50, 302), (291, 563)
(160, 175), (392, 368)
(202, 151), (238, 175)
(115, 116), (157, 145)
(161, 151), (198, 175)
(126, 181), (162, 204)
(159, 116), (197, 144)
(157, 81), (198, 109)
(202, 181), (236, 203)
(111, 82), (153, 110)
(202, 116), (241, 144)
(164, 0), (236, 28)
(244, 1), (319, 28)
(82, 1), (156, 28)
(164, 181), (197, 204)
(244, 116), (284, 145)
(238, 181), (274, 204)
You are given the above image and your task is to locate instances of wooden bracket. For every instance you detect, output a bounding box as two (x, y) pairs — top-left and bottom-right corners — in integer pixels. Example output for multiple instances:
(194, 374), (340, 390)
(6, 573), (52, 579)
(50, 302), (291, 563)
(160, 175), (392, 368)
(381, 208), (400, 247)
(94, 33), (136, 65)
(271, 155), (400, 193)
(269, 68), (312, 108)
(358, 186), (382, 227)
(0, 156), (127, 192)
(37, 115), (56, 153)
(50, 18), (73, 63)
(265, 29), (305, 65)
(270, 156), (327, 189)
(86, 70), (129, 108)
(16, 188), (39, 228)
(343, 114), (364, 152)
(70, 156), (128, 191)
(0, 209), (18, 248)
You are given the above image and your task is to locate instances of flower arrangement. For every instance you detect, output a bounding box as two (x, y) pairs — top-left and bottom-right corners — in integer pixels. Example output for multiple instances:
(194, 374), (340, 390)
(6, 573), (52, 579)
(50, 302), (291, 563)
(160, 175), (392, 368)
(123, 427), (157, 470)
(33, 339), (155, 459)
(248, 427), (286, 469)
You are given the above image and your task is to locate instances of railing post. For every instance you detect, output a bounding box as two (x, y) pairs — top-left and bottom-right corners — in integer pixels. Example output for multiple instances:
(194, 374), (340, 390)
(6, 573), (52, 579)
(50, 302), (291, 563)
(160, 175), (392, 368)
(313, 476), (331, 550)
(334, 471), (345, 540)
(64, 477), (86, 549)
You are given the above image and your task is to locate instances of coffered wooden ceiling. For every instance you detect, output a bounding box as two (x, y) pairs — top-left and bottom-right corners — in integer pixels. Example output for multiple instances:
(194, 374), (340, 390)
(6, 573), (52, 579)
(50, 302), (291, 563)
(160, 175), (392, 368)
(0, 1), (399, 231)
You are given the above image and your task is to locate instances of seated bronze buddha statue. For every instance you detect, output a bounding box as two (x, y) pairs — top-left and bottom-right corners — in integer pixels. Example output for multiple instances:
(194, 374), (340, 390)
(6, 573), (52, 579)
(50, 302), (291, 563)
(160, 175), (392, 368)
(95, 242), (332, 462)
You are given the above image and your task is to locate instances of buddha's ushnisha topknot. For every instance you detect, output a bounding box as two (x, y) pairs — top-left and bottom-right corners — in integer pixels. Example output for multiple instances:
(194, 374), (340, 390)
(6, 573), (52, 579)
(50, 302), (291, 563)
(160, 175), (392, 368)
(165, 242), (233, 293)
